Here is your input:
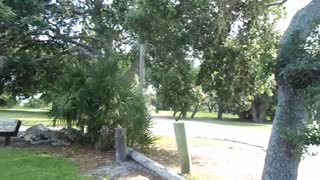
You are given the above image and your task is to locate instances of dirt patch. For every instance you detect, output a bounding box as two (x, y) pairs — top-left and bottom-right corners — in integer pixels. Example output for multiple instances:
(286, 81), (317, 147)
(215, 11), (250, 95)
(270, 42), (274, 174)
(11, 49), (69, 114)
(89, 161), (161, 180)
(148, 137), (267, 180)
(146, 146), (180, 170)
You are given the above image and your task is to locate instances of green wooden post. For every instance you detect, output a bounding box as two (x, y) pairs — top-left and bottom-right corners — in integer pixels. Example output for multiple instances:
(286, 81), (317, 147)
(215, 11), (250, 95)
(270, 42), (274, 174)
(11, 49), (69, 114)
(174, 122), (191, 174)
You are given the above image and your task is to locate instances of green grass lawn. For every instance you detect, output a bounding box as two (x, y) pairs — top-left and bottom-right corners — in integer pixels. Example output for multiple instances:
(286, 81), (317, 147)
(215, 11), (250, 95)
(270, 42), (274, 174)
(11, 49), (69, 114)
(151, 110), (238, 119)
(0, 149), (88, 180)
(0, 108), (271, 129)
(151, 110), (272, 130)
(0, 108), (52, 126)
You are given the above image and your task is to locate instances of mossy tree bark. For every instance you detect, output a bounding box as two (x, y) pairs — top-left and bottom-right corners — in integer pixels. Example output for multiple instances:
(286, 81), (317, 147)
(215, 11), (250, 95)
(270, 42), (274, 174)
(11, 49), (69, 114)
(262, 1), (320, 179)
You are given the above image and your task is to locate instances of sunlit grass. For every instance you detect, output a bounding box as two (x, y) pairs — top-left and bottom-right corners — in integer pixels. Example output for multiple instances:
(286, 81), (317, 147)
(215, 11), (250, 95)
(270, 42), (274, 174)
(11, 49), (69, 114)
(0, 108), (52, 126)
(151, 110), (238, 119)
(0, 108), (271, 130)
(151, 110), (272, 130)
(0, 149), (89, 180)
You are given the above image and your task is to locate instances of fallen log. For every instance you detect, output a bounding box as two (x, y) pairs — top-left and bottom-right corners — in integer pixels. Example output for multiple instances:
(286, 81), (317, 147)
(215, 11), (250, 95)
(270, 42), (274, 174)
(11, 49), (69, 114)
(127, 147), (184, 180)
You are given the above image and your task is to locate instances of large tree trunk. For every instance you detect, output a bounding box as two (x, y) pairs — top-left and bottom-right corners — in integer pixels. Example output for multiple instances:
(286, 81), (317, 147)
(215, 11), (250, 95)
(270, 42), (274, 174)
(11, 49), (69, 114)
(262, 1), (320, 179)
(217, 105), (223, 120)
(181, 110), (187, 118)
(251, 95), (267, 123)
(208, 106), (213, 112)
(206, 100), (214, 112)
(173, 110), (177, 117)
(262, 83), (306, 180)
(239, 110), (252, 121)
(190, 104), (199, 118)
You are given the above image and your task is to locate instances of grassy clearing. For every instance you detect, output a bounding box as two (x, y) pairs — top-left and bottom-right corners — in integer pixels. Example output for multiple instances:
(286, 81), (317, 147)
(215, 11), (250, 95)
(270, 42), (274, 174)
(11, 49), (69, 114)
(0, 108), (272, 130)
(0, 149), (89, 180)
(151, 110), (238, 119)
(152, 110), (272, 130)
(0, 108), (52, 126)
(0, 108), (271, 130)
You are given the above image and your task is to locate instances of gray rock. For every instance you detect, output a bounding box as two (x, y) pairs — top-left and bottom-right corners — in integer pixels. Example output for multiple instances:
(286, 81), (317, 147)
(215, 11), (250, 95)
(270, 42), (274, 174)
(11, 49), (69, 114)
(51, 139), (71, 146)
(22, 124), (80, 146)
(31, 139), (52, 145)
(24, 134), (34, 142)
(59, 127), (83, 142)
(26, 124), (50, 132)
(24, 124), (51, 142)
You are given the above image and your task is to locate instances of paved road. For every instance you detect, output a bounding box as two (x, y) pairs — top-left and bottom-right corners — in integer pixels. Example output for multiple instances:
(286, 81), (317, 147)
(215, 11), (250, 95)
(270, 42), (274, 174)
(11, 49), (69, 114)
(150, 117), (320, 180)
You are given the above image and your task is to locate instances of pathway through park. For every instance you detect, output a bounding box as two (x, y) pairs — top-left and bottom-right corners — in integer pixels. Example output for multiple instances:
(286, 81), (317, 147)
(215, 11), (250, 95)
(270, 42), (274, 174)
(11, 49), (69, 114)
(18, 118), (320, 179)
(151, 117), (320, 180)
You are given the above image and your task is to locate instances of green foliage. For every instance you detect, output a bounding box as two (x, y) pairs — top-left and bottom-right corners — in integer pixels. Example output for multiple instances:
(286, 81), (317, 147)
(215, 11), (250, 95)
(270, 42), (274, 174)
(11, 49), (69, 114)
(0, 109), (51, 126)
(24, 98), (47, 109)
(154, 58), (194, 117)
(280, 27), (320, 121)
(281, 125), (320, 157)
(0, 92), (17, 107)
(48, 59), (155, 149)
(197, 2), (282, 115)
(0, 0), (64, 98)
(0, 0), (14, 18)
(127, 0), (221, 116)
(280, 27), (320, 90)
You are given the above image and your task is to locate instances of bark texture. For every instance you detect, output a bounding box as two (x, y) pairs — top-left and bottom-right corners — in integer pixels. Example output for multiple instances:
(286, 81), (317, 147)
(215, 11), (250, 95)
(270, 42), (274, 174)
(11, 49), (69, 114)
(217, 105), (223, 120)
(262, 1), (320, 179)
(138, 43), (146, 95)
(262, 84), (306, 180)
(251, 95), (267, 123)
(190, 104), (199, 118)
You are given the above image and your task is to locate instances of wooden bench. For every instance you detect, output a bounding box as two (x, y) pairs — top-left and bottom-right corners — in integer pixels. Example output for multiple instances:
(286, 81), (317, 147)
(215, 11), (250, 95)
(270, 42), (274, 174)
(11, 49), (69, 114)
(0, 119), (21, 146)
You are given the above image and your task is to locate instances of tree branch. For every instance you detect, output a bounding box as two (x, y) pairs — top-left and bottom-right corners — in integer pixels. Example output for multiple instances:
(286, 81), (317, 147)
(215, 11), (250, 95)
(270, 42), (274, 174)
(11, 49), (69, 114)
(266, 0), (288, 7)
(30, 56), (57, 64)
(280, 0), (320, 47)
(43, 32), (103, 58)
(70, 46), (102, 58)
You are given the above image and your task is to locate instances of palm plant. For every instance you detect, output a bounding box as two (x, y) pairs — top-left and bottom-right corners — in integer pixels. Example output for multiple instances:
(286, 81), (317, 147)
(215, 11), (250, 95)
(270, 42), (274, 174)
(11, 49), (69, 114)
(48, 58), (155, 149)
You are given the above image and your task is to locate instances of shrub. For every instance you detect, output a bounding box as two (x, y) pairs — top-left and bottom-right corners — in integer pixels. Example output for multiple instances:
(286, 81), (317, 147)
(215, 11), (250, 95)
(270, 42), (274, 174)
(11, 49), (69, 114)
(0, 92), (17, 107)
(24, 98), (47, 108)
(48, 59), (155, 149)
